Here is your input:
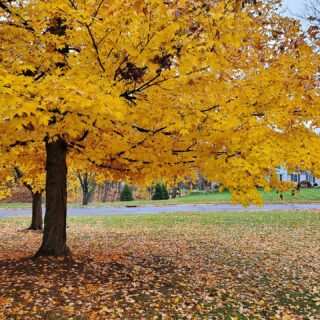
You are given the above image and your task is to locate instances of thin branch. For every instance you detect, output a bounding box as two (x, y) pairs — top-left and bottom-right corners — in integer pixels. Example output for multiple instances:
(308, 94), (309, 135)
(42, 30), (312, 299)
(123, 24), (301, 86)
(7, 139), (35, 150)
(68, 0), (78, 10)
(85, 23), (106, 72)
(97, 28), (114, 47)
(200, 105), (220, 113)
(0, 0), (32, 28)
(172, 142), (197, 154)
(90, 0), (105, 25)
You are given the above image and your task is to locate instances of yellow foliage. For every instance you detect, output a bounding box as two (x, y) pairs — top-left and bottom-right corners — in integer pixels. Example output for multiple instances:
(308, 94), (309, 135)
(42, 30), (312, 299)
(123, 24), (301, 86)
(0, 0), (319, 205)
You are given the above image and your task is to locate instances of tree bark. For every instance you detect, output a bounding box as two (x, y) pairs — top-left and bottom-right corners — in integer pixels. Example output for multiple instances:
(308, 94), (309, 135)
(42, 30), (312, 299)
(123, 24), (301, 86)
(171, 187), (177, 198)
(79, 173), (89, 205)
(13, 167), (43, 231)
(88, 183), (96, 202)
(102, 181), (111, 202)
(28, 191), (43, 230)
(35, 138), (69, 257)
(78, 172), (96, 205)
(82, 191), (89, 205)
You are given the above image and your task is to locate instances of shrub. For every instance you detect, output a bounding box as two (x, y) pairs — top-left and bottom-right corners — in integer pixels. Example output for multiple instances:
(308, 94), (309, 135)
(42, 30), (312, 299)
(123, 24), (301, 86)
(152, 183), (163, 200)
(298, 180), (312, 188)
(120, 185), (133, 201)
(152, 183), (169, 200)
(161, 184), (169, 200)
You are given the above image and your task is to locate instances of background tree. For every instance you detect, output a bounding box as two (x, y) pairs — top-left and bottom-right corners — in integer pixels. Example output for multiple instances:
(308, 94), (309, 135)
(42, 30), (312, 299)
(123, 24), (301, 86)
(101, 181), (112, 202)
(161, 184), (169, 200)
(293, 0), (319, 46)
(120, 185), (133, 201)
(77, 172), (97, 205)
(152, 182), (169, 200)
(152, 183), (164, 201)
(13, 167), (43, 230)
(0, 147), (45, 230)
(0, 0), (319, 257)
(302, 0), (320, 26)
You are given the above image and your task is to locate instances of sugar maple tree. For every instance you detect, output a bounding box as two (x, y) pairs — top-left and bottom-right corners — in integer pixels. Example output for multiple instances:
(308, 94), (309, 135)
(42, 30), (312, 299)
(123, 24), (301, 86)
(0, 0), (319, 256)
(0, 145), (45, 230)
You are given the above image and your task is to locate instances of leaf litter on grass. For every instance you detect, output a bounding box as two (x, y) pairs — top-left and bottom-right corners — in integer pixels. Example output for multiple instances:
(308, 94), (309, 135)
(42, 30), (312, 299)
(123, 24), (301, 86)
(0, 212), (319, 319)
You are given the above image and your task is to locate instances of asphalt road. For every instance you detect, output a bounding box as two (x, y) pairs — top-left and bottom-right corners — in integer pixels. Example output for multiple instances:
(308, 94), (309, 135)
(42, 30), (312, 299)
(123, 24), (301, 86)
(1, 203), (320, 218)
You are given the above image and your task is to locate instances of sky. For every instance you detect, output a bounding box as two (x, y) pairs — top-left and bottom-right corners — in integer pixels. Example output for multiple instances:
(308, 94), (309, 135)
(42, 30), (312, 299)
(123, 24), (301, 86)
(282, 0), (309, 28)
(283, 0), (306, 14)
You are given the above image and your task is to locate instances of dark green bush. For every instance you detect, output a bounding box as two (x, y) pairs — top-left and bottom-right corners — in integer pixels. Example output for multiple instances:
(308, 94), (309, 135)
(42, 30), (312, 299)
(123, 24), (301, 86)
(152, 183), (169, 200)
(161, 184), (169, 199)
(120, 185), (133, 201)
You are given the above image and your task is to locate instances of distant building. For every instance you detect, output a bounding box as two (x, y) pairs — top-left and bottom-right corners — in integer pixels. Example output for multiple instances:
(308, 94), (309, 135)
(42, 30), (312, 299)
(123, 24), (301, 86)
(276, 167), (320, 185)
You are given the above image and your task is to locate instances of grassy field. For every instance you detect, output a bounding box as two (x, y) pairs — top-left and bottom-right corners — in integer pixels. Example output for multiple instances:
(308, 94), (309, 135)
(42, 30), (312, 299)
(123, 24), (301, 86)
(0, 211), (319, 319)
(98, 188), (320, 207)
(1, 188), (320, 209)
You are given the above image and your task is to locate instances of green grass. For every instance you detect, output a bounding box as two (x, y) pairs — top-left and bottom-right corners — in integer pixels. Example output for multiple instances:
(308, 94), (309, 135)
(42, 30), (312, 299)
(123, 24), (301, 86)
(2, 210), (318, 230)
(0, 202), (32, 209)
(87, 187), (320, 207)
(1, 187), (320, 209)
(66, 210), (320, 229)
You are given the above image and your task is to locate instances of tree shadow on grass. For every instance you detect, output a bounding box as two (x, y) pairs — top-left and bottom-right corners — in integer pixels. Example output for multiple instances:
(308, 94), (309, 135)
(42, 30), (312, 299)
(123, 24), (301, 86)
(0, 254), (199, 319)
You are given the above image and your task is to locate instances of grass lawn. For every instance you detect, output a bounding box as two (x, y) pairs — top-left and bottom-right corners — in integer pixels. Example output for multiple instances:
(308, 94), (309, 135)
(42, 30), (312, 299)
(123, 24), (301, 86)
(87, 187), (320, 207)
(1, 188), (320, 209)
(0, 202), (32, 209)
(0, 211), (319, 319)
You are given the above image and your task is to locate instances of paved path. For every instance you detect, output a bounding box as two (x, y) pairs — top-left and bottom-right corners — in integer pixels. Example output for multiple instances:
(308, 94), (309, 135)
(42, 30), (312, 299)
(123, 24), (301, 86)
(1, 203), (320, 218)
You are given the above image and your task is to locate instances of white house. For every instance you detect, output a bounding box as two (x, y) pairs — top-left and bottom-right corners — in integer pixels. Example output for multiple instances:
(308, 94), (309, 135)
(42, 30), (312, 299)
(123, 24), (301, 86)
(276, 167), (320, 185)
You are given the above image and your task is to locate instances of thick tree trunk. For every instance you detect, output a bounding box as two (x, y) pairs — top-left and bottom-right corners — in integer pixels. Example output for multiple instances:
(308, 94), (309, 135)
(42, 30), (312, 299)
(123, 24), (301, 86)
(28, 191), (43, 230)
(35, 138), (69, 257)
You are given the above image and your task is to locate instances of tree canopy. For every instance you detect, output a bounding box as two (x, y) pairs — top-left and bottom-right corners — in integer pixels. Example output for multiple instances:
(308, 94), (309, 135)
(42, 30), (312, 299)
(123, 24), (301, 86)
(0, 0), (319, 254)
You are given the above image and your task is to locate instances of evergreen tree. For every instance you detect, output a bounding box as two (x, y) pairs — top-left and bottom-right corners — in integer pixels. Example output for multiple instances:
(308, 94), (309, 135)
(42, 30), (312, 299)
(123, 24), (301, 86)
(120, 185), (133, 201)
(152, 183), (164, 200)
(161, 184), (169, 200)
(152, 183), (169, 200)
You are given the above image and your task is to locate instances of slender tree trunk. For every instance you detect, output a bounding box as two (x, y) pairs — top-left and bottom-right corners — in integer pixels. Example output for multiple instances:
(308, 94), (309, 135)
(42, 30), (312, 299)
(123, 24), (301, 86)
(35, 138), (69, 257)
(82, 190), (89, 205)
(79, 173), (89, 205)
(112, 182), (117, 201)
(171, 187), (177, 198)
(28, 191), (43, 230)
(102, 182), (108, 202)
(13, 167), (43, 231)
(88, 183), (96, 203)
(78, 173), (96, 205)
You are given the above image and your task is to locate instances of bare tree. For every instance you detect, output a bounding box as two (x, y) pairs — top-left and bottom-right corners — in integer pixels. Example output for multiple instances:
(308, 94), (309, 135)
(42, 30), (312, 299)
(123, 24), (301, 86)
(303, 0), (320, 26)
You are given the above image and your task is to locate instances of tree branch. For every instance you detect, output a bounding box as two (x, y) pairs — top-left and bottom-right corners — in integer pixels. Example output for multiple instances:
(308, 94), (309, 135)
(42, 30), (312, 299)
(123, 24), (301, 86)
(85, 23), (106, 72)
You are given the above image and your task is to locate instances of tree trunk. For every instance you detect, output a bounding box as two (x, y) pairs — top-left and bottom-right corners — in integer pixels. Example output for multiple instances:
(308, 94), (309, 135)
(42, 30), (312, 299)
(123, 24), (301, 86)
(13, 167), (43, 231)
(82, 189), (89, 205)
(80, 173), (89, 205)
(88, 183), (96, 203)
(28, 191), (43, 230)
(78, 173), (96, 205)
(102, 182), (108, 202)
(35, 138), (69, 257)
(171, 187), (177, 198)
